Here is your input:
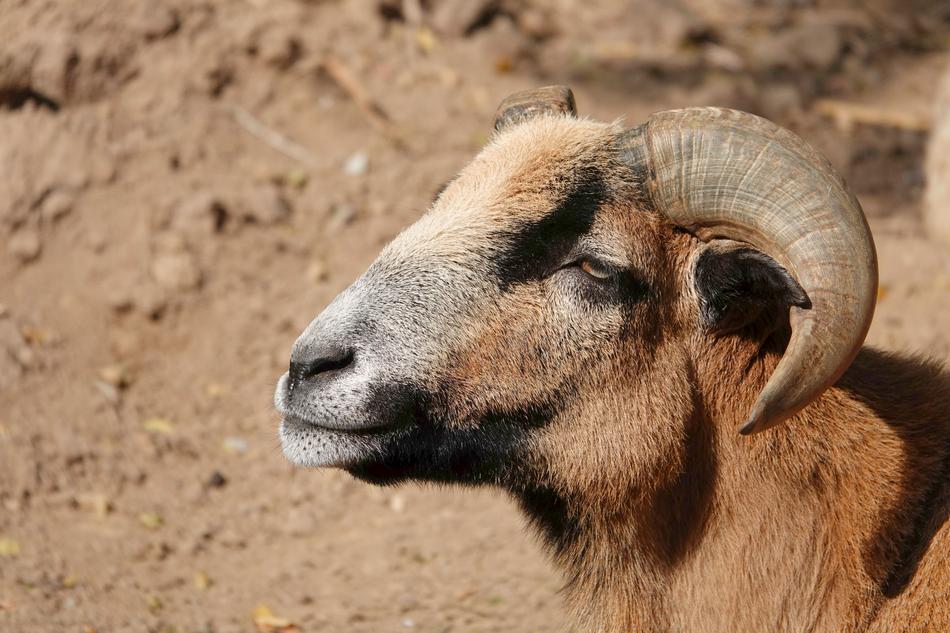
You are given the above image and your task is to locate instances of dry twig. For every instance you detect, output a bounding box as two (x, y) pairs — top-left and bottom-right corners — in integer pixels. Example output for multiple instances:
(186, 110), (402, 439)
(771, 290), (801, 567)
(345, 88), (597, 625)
(814, 99), (931, 133)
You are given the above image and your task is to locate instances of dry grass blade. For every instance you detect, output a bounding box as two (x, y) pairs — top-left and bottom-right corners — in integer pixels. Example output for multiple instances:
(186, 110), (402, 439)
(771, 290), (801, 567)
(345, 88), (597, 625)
(229, 105), (320, 167)
(320, 57), (405, 146)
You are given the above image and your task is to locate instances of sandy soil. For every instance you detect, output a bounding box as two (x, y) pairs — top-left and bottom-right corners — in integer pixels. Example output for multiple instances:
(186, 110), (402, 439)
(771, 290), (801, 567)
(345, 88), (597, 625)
(1, 1), (948, 632)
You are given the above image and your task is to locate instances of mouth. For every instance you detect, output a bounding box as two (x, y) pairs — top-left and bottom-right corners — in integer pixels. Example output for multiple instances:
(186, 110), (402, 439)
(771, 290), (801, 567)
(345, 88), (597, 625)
(274, 372), (424, 468)
(279, 414), (404, 468)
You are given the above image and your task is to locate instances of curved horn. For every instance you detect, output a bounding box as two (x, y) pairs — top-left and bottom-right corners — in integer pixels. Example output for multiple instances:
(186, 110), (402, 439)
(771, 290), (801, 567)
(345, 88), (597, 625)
(493, 85), (576, 132)
(620, 108), (877, 434)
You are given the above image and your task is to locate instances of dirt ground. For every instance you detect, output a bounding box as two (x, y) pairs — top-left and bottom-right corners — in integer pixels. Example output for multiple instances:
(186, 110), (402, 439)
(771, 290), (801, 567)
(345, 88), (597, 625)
(1, 1), (949, 632)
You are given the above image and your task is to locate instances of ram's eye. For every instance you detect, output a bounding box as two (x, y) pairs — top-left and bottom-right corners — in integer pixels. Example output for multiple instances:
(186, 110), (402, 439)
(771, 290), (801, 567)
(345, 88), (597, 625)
(578, 258), (612, 281)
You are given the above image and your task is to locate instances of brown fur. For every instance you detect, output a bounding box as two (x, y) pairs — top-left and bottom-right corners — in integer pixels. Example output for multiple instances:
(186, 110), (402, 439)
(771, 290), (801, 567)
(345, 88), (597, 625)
(430, 121), (950, 632)
(280, 114), (950, 632)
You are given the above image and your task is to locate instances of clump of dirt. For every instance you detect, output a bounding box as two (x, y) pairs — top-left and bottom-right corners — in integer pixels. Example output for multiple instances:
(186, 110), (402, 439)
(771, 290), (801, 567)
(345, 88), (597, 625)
(0, 1), (948, 632)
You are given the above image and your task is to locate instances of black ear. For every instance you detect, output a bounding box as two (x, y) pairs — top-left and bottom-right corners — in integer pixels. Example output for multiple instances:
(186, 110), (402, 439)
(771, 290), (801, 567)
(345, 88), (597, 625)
(694, 242), (810, 335)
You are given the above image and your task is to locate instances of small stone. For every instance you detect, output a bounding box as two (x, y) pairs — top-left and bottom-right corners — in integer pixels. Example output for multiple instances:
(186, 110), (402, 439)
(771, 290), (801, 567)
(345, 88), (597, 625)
(205, 382), (228, 398)
(142, 418), (174, 435)
(98, 364), (131, 389)
(206, 471), (228, 489)
(40, 190), (75, 222)
(194, 570), (212, 591)
(77, 493), (112, 518)
(217, 527), (246, 548)
(0, 537), (20, 558)
(145, 594), (163, 613)
(286, 169), (308, 190)
(517, 7), (556, 40)
(134, 4), (180, 40)
(222, 436), (248, 454)
(327, 204), (357, 230)
(173, 192), (227, 236)
(305, 259), (328, 283)
(14, 346), (34, 369)
(151, 251), (202, 291)
(238, 185), (291, 225)
(105, 286), (135, 313)
(342, 151), (369, 177)
(29, 32), (79, 106)
(257, 27), (302, 69)
(8, 229), (41, 263)
(94, 380), (120, 405)
(389, 494), (406, 513)
(431, 0), (495, 37)
(139, 512), (164, 530)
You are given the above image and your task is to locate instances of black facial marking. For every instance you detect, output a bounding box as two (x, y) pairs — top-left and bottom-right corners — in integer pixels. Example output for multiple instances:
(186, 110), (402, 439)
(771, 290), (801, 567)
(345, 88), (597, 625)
(494, 168), (610, 290)
(694, 245), (810, 334)
(347, 396), (560, 486)
(514, 484), (581, 555)
(366, 381), (429, 429)
(560, 262), (650, 309)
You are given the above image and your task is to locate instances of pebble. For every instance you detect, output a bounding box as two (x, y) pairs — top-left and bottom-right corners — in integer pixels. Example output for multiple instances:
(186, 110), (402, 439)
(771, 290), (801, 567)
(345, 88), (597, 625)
(134, 4), (180, 40)
(29, 32), (78, 105)
(239, 184), (291, 225)
(389, 494), (406, 513)
(8, 228), (41, 262)
(98, 364), (132, 389)
(94, 380), (121, 405)
(151, 251), (202, 291)
(206, 470), (228, 489)
(305, 259), (328, 283)
(222, 436), (248, 454)
(327, 203), (357, 230)
(40, 190), (75, 222)
(173, 192), (227, 236)
(343, 151), (369, 177)
(257, 26), (302, 69)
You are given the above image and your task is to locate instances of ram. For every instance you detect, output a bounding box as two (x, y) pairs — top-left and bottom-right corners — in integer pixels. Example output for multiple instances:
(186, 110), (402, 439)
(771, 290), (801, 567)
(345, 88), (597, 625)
(274, 86), (950, 632)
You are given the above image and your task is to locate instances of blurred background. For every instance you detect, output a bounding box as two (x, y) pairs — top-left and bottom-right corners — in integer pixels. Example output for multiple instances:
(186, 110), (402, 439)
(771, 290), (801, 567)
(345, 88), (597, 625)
(1, 1), (949, 631)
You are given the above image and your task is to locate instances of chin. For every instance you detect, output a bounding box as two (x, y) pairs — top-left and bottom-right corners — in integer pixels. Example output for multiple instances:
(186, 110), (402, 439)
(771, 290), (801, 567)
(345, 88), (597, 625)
(279, 415), (388, 469)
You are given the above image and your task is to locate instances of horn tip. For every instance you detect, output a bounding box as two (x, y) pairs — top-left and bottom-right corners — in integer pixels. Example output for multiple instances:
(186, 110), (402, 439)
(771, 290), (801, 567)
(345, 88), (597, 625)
(738, 417), (762, 435)
(739, 400), (786, 435)
(493, 85), (577, 132)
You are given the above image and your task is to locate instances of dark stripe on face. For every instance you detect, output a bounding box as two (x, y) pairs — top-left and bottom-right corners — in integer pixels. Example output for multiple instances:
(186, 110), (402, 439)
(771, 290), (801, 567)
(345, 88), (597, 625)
(345, 397), (559, 486)
(493, 167), (610, 290)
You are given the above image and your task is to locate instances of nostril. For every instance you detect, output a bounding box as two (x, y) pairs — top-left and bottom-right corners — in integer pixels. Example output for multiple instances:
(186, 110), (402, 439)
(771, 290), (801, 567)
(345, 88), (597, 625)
(288, 347), (355, 393)
(305, 350), (354, 377)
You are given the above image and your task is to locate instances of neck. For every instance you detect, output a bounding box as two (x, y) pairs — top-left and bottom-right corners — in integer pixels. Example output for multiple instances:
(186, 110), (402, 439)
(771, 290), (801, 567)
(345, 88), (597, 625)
(513, 348), (950, 633)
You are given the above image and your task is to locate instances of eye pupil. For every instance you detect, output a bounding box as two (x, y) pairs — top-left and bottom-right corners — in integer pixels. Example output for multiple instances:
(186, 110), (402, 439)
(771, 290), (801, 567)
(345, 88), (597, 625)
(579, 259), (610, 280)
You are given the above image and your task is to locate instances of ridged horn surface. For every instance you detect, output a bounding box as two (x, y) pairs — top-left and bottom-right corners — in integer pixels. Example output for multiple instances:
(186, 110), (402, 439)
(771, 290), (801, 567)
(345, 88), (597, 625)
(493, 85), (576, 132)
(620, 108), (877, 434)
